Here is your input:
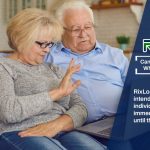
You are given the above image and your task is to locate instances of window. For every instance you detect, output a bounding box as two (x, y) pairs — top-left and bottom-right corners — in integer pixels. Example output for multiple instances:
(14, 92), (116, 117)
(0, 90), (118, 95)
(5, 0), (47, 22)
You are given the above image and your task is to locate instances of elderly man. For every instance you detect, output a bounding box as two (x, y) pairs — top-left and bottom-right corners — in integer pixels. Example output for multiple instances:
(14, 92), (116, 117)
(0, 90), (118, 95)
(45, 1), (129, 123)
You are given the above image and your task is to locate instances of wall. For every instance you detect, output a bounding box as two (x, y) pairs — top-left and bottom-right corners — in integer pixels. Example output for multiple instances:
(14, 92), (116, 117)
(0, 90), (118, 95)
(94, 7), (139, 49)
(0, 1), (11, 50)
(130, 0), (146, 23)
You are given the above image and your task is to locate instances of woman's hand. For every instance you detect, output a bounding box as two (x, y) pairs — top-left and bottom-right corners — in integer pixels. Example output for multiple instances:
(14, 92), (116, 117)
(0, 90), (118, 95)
(59, 58), (80, 96)
(18, 120), (62, 138)
(18, 115), (73, 138)
(49, 59), (81, 101)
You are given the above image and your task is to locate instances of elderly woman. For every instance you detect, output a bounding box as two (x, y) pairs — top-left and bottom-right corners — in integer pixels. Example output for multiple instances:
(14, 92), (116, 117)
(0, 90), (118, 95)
(0, 8), (106, 150)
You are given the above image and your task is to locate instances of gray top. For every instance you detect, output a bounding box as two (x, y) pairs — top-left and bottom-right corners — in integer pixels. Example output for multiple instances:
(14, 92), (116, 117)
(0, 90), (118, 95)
(0, 57), (87, 135)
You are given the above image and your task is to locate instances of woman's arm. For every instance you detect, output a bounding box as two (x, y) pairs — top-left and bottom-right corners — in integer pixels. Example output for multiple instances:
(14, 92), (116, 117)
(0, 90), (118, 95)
(18, 93), (87, 138)
(49, 59), (87, 128)
(18, 60), (87, 138)
(18, 114), (74, 137)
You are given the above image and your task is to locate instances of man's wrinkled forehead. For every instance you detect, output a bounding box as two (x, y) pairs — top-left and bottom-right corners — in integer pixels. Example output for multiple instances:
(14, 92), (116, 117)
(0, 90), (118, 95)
(63, 8), (93, 27)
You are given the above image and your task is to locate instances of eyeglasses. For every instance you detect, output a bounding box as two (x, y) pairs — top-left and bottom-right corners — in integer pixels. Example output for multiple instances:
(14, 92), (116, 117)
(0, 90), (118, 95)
(64, 24), (94, 37)
(35, 41), (54, 49)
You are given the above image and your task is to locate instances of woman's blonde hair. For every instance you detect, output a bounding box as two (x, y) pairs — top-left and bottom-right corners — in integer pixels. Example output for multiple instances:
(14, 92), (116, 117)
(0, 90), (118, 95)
(7, 8), (63, 51)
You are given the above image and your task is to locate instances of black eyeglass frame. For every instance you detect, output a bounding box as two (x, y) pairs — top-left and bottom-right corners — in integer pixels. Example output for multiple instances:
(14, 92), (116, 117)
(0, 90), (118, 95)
(35, 41), (54, 49)
(63, 24), (96, 37)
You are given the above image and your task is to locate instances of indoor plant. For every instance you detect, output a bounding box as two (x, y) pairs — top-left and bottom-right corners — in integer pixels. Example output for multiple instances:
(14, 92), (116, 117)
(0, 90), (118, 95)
(116, 35), (130, 50)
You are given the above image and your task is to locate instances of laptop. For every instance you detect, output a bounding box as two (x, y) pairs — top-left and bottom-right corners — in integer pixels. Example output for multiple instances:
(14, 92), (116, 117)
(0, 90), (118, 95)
(76, 116), (115, 139)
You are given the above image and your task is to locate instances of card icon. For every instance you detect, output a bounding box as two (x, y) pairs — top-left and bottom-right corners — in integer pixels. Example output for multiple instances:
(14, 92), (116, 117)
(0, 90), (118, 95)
(143, 39), (150, 52)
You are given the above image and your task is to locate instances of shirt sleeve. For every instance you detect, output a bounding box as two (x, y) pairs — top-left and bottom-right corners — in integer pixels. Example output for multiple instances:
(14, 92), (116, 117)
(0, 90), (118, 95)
(120, 52), (129, 83)
(65, 91), (88, 128)
(0, 64), (53, 124)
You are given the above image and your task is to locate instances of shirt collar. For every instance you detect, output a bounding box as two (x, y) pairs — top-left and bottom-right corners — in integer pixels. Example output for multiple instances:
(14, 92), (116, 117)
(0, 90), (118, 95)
(95, 41), (104, 53)
(55, 41), (103, 55)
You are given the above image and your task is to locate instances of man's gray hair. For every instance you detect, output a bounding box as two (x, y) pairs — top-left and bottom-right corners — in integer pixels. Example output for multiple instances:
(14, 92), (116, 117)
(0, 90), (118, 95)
(55, 1), (94, 26)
